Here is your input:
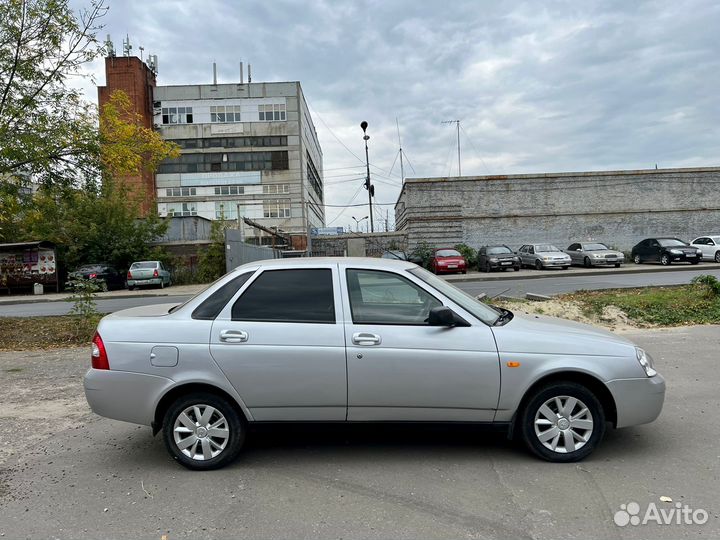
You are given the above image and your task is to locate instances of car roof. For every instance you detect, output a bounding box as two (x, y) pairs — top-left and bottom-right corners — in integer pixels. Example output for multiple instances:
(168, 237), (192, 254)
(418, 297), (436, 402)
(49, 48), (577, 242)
(232, 256), (417, 273)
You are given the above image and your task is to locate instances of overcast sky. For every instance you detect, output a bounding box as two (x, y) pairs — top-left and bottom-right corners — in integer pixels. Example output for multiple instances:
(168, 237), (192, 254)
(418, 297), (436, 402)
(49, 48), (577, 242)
(77, 0), (720, 230)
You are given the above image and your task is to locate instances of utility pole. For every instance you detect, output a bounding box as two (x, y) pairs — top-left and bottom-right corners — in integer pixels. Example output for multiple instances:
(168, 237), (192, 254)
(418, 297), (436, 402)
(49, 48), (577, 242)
(396, 117), (405, 182)
(442, 119), (461, 176)
(360, 121), (374, 233)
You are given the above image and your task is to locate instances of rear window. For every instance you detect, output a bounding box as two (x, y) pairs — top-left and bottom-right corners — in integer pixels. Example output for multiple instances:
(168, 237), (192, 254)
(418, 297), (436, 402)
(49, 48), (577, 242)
(130, 262), (158, 269)
(231, 269), (335, 323)
(192, 272), (255, 320)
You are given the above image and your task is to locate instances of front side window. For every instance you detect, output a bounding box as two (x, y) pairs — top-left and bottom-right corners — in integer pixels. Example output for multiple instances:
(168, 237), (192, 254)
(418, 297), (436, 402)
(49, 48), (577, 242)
(346, 269), (441, 325)
(231, 269), (335, 323)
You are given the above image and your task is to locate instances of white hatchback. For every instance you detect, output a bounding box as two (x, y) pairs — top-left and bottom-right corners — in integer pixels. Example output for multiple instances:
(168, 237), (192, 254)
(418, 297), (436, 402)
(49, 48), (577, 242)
(690, 236), (720, 262)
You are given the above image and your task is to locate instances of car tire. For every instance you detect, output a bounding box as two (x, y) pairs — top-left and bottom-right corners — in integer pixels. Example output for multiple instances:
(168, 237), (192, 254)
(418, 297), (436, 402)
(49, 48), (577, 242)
(162, 392), (245, 471)
(583, 257), (592, 268)
(633, 254), (641, 264)
(535, 260), (543, 271)
(614, 263), (621, 268)
(519, 381), (605, 463)
(485, 262), (491, 273)
(715, 251), (720, 263)
(690, 260), (699, 265)
(661, 254), (670, 266)
(514, 266), (520, 272)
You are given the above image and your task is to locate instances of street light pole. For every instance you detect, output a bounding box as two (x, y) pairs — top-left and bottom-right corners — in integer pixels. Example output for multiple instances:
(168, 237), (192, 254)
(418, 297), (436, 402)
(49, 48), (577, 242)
(360, 121), (374, 233)
(351, 215), (368, 232)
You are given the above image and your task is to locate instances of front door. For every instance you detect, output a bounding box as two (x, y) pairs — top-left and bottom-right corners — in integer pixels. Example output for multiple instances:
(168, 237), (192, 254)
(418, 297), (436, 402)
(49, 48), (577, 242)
(210, 266), (347, 421)
(341, 267), (500, 422)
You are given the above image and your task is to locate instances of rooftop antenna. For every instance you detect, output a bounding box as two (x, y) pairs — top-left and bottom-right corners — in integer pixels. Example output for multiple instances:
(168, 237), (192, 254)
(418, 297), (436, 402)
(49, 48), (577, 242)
(138, 46), (144, 61)
(105, 34), (115, 57)
(239, 61), (244, 84)
(213, 62), (217, 85)
(248, 64), (252, 83)
(396, 117), (405, 182)
(441, 119), (461, 176)
(122, 34), (132, 57)
(148, 54), (158, 74)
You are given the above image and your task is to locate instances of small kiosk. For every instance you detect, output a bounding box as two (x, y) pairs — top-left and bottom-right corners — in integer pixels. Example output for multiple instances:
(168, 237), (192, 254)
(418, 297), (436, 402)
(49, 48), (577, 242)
(0, 241), (59, 294)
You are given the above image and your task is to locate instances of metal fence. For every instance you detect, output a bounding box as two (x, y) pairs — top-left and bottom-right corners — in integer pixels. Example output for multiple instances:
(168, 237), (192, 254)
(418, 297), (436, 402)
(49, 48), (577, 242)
(225, 229), (281, 272)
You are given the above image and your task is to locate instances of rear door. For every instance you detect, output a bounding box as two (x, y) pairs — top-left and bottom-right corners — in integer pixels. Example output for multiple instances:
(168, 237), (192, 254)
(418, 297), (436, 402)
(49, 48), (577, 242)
(210, 265), (347, 421)
(341, 266), (500, 422)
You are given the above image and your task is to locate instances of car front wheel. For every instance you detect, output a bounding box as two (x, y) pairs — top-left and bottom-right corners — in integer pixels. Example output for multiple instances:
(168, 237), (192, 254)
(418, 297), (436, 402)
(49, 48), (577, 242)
(163, 393), (245, 470)
(660, 254), (671, 265)
(535, 260), (543, 270)
(519, 382), (605, 462)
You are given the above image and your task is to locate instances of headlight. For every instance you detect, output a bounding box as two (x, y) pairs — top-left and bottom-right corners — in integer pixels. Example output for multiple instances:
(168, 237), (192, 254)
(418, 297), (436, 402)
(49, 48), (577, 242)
(489, 258), (498, 262)
(592, 253), (602, 258)
(670, 249), (682, 255)
(696, 250), (702, 255)
(543, 257), (551, 261)
(636, 348), (657, 377)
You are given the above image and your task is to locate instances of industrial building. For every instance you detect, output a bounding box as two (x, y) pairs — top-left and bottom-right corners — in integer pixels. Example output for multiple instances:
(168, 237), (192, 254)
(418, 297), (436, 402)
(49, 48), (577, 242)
(395, 166), (720, 251)
(97, 51), (324, 246)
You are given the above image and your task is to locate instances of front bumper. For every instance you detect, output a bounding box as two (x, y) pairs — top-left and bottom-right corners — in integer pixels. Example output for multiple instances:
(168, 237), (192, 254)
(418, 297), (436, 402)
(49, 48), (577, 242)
(84, 368), (173, 426)
(539, 260), (571, 267)
(489, 260), (519, 269)
(590, 259), (624, 266)
(606, 373), (666, 428)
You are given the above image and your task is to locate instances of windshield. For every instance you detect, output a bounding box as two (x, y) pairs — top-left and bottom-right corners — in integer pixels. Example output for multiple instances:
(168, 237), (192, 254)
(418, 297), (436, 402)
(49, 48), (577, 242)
(658, 238), (687, 247)
(436, 249), (461, 257)
(409, 267), (501, 325)
(130, 262), (158, 269)
(77, 265), (103, 272)
(583, 243), (609, 251)
(487, 246), (512, 255)
(536, 245), (561, 253)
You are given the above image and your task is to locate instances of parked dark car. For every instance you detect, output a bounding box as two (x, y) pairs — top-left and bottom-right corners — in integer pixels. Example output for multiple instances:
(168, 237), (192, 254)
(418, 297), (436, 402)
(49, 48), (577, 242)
(477, 245), (521, 272)
(430, 248), (467, 274)
(631, 238), (702, 265)
(68, 264), (125, 291)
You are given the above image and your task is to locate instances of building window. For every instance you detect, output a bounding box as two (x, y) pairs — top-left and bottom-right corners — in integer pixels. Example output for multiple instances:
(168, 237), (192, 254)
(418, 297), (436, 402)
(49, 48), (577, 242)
(167, 202), (197, 217)
(262, 184), (290, 195)
(210, 105), (242, 123)
(171, 136), (287, 149)
(214, 186), (244, 196)
(258, 103), (286, 121)
(157, 151), (289, 174)
(215, 202), (239, 220)
(263, 200), (291, 219)
(306, 152), (323, 201)
(165, 187), (197, 197)
(162, 107), (193, 124)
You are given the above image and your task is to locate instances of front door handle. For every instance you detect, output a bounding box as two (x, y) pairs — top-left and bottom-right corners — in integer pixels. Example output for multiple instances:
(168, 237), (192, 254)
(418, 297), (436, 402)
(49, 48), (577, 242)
(352, 332), (381, 346)
(219, 329), (248, 343)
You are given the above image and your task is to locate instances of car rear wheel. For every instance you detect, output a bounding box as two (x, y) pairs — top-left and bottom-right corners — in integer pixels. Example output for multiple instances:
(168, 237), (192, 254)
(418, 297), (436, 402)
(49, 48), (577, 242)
(633, 254), (641, 264)
(519, 382), (605, 462)
(660, 254), (671, 265)
(714, 251), (720, 263)
(535, 260), (543, 270)
(163, 393), (245, 470)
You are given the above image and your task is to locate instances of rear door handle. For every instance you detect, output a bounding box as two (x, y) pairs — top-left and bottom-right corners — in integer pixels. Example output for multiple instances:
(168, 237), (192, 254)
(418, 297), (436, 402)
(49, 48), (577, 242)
(352, 332), (381, 346)
(219, 329), (248, 343)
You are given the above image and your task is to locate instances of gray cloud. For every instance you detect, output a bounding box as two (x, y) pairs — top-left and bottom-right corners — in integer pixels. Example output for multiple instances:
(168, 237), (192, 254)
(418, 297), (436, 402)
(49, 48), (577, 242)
(78, 0), (720, 228)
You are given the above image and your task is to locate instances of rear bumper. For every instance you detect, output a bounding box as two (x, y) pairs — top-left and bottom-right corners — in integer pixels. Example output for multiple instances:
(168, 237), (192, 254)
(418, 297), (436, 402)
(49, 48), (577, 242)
(606, 373), (666, 428)
(127, 278), (162, 286)
(84, 368), (173, 426)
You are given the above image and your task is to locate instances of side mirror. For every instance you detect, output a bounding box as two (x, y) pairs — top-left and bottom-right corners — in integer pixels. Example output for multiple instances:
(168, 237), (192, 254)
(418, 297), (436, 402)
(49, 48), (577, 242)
(428, 306), (456, 327)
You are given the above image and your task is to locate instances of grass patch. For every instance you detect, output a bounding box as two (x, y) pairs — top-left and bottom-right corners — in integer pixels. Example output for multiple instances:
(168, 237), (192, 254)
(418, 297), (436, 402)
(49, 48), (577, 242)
(0, 315), (102, 350)
(565, 283), (720, 326)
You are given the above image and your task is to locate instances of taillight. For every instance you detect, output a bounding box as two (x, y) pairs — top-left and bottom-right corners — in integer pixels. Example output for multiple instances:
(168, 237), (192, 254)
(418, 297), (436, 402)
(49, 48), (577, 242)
(88, 273), (97, 279)
(153, 269), (159, 278)
(127, 271), (132, 279)
(91, 332), (110, 370)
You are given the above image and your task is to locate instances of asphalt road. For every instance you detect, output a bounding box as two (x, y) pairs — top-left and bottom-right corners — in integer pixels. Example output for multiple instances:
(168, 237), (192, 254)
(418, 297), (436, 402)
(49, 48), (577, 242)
(0, 326), (718, 539)
(2, 267), (720, 317)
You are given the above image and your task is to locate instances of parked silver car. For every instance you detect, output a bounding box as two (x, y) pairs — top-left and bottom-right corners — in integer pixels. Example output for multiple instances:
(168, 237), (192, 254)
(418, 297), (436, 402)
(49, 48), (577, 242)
(127, 261), (172, 289)
(517, 244), (571, 270)
(85, 258), (665, 470)
(565, 242), (625, 268)
(690, 235), (720, 262)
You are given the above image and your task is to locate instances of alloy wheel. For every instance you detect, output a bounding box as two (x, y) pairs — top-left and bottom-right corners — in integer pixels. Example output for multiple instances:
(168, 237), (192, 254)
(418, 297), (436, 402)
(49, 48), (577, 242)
(661, 254), (670, 265)
(715, 251), (720, 263)
(173, 404), (230, 461)
(534, 395), (594, 454)
(633, 254), (641, 264)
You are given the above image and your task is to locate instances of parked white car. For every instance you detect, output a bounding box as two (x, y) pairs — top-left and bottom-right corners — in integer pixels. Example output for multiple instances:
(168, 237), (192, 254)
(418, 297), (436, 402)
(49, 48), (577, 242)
(690, 236), (720, 263)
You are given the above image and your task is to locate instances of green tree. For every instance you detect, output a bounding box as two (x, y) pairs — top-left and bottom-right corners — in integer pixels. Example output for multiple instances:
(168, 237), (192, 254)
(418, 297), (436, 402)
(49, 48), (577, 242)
(197, 218), (227, 283)
(454, 243), (477, 266)
(0, 0), (107, 187)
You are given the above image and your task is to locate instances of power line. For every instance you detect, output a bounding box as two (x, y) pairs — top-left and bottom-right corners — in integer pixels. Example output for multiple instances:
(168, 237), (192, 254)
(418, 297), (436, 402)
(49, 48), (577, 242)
(459, 124), (492, 175)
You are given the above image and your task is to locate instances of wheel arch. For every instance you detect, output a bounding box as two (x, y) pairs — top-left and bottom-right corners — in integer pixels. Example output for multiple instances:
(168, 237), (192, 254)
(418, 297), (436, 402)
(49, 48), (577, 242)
(152, 382), (250, 436)
(509, 371), (617, 439)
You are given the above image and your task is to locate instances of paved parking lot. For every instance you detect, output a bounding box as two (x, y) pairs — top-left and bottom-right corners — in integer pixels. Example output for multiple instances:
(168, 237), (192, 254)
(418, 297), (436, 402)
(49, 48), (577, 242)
(0, 326), (718, 539)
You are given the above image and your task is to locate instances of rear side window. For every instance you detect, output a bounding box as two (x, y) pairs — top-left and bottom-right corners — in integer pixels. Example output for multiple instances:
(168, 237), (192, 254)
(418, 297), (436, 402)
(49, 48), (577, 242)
(231, 269), (335, 323)
(192, 272), (255, 320)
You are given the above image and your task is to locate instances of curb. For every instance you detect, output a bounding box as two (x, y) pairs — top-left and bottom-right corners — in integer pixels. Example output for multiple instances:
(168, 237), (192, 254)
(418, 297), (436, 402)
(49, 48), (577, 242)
(0, 292), (190, 306)
(444, 262), (720, 283)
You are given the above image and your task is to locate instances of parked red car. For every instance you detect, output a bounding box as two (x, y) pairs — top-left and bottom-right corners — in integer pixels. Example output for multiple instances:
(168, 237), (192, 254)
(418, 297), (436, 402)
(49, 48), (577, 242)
(430, 248), (467, 274)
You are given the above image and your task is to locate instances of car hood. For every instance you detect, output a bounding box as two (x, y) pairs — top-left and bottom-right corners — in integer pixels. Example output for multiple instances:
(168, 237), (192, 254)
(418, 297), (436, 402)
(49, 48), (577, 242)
(535, 252), (569, 257)
(492, 312), (635, 356)
(579, 250), (623, 256)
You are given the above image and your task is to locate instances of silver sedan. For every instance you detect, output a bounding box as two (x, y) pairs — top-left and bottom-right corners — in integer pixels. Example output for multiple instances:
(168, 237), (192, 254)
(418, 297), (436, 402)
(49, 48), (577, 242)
(85, 258), (665, 470)
(566, 242), (625, 268)
(517, 244), (572, 270)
